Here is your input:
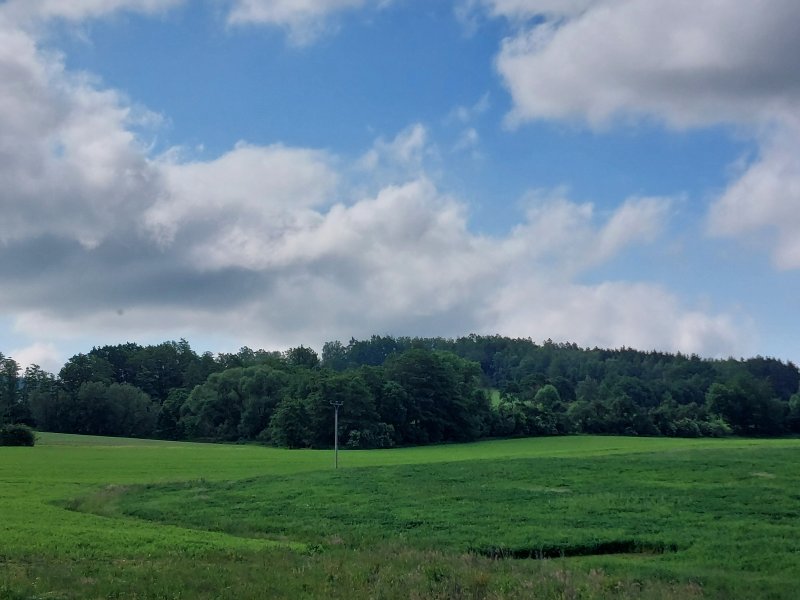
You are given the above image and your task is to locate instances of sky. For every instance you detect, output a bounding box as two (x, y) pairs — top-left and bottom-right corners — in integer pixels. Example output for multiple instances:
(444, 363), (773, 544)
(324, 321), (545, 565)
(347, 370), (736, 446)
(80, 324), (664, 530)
(0, 0), (799, 373)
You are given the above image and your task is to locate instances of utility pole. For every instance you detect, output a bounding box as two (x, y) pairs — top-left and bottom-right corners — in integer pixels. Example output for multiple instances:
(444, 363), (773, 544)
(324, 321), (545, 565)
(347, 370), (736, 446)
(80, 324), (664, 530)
(330, 400), (343, 469)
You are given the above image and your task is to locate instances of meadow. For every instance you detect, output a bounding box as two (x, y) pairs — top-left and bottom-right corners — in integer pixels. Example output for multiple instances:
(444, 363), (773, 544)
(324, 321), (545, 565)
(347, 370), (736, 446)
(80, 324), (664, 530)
(2, 434), (800, 599)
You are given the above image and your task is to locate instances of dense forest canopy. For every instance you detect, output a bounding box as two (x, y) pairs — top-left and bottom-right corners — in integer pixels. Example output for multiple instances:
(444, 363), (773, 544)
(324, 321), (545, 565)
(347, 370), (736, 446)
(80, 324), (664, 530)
(1, 336), (799, 447)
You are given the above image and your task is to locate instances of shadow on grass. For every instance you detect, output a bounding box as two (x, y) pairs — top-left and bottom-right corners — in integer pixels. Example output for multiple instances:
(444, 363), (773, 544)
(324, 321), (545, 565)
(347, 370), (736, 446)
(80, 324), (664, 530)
(472, 539), (680, 560)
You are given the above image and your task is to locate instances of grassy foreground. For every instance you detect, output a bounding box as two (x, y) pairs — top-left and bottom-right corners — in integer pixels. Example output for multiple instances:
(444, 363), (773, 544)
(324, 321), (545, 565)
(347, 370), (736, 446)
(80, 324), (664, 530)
(1, 434), (800, 598)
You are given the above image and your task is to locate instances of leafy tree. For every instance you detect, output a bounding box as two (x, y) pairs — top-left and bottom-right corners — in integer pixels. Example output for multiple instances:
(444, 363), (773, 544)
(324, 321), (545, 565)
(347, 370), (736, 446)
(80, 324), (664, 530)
(385, 349), (490, 444)
(0, 353), (20, 425)
(304, 371), (381, 448)
(788, 393), (800, 433)
(285, 346), (320, 369)
(158, 388), (189, 439)
(16, 333), (800, 445)
(130, 341), (195, 403)
(88, 342), (142, 384)
(238, 366), (290, 439)
(493, 397), (528, 437)
(321, 340), (348, 371)
(59, 353), (113, 394)
(179, 369), (244, 440)
(105, 383), (158, 437)
(706, 381), (785, 435)
(29, 385), (69, 433)
(567, 400), (606, 434)
(534, 384), (561, 409)
(268, 397), (311, 448)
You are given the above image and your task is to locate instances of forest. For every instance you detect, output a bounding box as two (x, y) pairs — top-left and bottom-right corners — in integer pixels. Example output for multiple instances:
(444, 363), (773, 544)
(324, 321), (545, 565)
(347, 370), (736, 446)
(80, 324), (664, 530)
(1, 335), (799, 447)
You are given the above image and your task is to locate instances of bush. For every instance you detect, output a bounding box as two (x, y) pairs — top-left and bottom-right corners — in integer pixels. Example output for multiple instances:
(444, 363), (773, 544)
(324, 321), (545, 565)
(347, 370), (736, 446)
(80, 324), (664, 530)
(0, 423), (36, 446)
(699, 417), (733, 438)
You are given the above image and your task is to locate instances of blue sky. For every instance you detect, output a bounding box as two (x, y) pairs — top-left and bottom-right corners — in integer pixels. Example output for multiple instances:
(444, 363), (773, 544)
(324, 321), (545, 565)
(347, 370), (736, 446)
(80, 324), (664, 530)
(1, 0), (798, 372)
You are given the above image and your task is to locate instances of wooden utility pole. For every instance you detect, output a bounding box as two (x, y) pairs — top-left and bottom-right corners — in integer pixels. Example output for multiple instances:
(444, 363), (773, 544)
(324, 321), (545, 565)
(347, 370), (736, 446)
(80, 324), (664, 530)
(330, 400), (343, 469)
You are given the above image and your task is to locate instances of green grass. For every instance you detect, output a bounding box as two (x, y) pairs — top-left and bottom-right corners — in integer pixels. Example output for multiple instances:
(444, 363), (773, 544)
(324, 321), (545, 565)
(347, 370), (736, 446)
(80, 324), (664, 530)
(2, 433), (800, 598)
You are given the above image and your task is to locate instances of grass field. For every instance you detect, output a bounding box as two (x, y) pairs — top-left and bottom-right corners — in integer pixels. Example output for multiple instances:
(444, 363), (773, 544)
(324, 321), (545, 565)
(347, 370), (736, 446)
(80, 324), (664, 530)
(2, 434), (800, 598)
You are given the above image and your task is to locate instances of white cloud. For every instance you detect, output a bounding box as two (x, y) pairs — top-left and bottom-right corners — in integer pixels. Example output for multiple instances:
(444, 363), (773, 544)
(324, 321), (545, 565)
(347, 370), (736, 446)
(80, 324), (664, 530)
(708, 121), (800, 269)
(481, 0), (800, 270)
(8, 163), (739, 360)
(0, 3), (751, 366)
(9, 342), (62, 373)
(226, 0), (389, 44)
(146, 142), (338, 251)
(492, 0), (800, 128)
(0, 23), (162, 249)
(488, 280), (749, 358)
(505, 191), (670, 275)
(357, 123), (434, 182)
(596, 196), (671, 263)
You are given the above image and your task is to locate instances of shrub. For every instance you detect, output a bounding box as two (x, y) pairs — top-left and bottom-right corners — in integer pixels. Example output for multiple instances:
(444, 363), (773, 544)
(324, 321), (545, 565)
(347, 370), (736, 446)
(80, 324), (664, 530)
(699, 417), (733, 438)
(0, 423), (36, 446)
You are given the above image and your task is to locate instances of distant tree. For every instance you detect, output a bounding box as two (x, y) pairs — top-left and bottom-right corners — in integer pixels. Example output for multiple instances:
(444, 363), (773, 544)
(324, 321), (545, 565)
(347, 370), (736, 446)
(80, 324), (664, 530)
(88, 342), (142, 384)
(321, 340), (349, 371)
(493, 397), (527, 437)
(567, 400), (606, 434)
(534, 384), (562, 409)
(59, 353), (113, 395)
(0, 353), (20, 424)
(53, 382), (157, 437)
(105, 383), (158, 437)
(179, 369), (244, 440)
(575, 378), (600, 404)
(302, 371), (382, 448)
(788, 393), (800, 433)
(268, 397), (311, 448)
(158, 388), (189, 439)
(17, 334), (800, 444)
(29, 384), (68, 433)
(237, 366), (290, 439)
(384, 349), (490, 444)
(183, 351), (220, 388)
(130, 341), (195, 403)
(706, 381), (786, 435)
(285, 346), (320, 369)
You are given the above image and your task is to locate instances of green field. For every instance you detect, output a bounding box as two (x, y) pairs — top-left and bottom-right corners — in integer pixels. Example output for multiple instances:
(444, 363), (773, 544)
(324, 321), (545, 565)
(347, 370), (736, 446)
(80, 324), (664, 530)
(2, 434), (800, 599)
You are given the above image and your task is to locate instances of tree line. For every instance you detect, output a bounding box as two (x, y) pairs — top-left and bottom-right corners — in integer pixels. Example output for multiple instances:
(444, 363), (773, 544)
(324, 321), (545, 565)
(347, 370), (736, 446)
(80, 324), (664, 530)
(2, 335), (799, 447)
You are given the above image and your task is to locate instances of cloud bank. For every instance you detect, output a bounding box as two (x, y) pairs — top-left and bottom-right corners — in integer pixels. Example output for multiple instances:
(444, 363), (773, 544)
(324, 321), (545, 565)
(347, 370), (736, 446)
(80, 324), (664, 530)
(0, 1), (751, 367)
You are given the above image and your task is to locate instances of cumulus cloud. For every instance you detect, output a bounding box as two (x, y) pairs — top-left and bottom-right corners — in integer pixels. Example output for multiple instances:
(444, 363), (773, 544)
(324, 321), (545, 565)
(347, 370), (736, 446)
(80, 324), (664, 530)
(488, 280), (748, 358)
(357, 123), (435, 182)
(507, 191), (671, 274)
(0, 1), (751, 365)
(146, 143), (339, 255)
(226, 0), (389, 44)
(708, 120), (800, 269)
(482, 0), (800, 270)
(0, 21), (162, 250)
(492, 0), (800, 127)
